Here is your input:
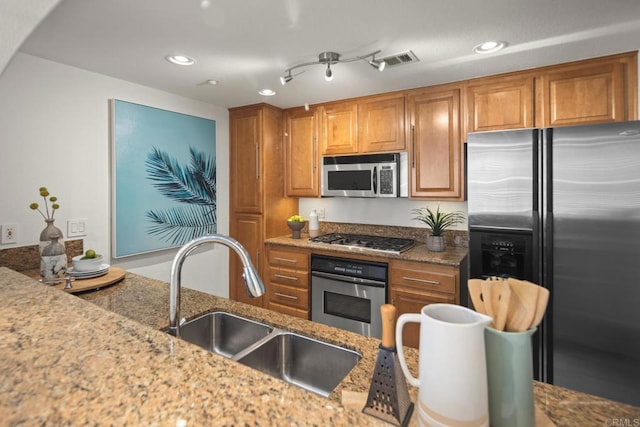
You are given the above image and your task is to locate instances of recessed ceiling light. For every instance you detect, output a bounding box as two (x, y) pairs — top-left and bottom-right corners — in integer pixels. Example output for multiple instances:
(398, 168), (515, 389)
(473, 41), (506, 54)
(258, 89), (276, 96)
(165, 54), (196, 66)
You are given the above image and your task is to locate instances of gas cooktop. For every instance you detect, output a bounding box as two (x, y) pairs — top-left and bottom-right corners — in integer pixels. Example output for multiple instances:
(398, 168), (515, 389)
(309, 233), (415, 254)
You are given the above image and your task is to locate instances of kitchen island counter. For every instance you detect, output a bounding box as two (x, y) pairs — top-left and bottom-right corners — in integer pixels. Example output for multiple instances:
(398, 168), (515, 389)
(1, 267), (639, 426)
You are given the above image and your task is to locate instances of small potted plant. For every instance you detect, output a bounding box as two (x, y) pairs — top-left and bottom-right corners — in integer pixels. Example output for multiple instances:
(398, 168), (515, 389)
(287, 215), (306, 239)
(411, 205), (465, 252)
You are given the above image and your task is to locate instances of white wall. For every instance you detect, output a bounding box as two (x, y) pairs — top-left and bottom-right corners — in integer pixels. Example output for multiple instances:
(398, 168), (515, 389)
(0, 53), (230, 296)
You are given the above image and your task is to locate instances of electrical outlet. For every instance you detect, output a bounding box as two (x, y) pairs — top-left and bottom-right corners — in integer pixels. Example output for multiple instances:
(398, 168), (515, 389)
(317, 208), (326, 219)
(67, 218), (87, 237)
(1, 223), (17, 244)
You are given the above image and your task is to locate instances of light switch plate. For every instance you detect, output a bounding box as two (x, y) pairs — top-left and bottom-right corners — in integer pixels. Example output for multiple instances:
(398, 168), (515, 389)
(67, 218), (87, 237)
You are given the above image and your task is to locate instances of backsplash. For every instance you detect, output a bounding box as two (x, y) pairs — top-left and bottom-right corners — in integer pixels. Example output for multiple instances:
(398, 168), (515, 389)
(0, 239), (83, 272)
(314, 221), (468, 248)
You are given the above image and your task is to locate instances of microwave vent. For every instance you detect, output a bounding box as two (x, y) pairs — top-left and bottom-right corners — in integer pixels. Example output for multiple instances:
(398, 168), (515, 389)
(380, 51), (419, 68)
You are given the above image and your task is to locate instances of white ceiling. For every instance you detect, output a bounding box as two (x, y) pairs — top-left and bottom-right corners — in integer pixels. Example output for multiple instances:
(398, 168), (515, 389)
(19, 0), (640, 109)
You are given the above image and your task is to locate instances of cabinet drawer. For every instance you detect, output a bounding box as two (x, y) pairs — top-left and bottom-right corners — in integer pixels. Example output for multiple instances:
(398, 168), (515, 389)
(267, 301), (309, 320)
(267, 266), (308, 288)
(268, 248), (309, 269)
(268, 283), (309, 310)
(390, 261), (457, 294)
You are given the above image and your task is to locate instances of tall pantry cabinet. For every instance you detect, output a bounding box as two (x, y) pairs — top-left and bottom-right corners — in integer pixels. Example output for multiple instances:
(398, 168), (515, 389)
(229, 104), (298, 307)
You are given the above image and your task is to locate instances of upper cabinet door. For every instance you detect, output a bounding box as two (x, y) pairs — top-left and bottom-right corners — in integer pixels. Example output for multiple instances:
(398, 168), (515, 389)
(285, 107), (319, 197)
(465, 74), (535, 135)
(537, 60), (628, 127)
(409, 86), (463, 200)
(320, 102), (358, 155)
(230, 107), (262, 213)
(358, 94), (406, 153)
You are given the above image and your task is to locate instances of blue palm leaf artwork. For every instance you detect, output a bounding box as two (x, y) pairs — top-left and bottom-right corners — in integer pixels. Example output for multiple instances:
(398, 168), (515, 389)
(144, 146), (217, 245)
(112, 99), (216, 257)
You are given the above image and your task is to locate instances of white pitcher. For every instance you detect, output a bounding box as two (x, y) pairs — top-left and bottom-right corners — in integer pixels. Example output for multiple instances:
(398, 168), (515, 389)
(396, 304), (493, 427)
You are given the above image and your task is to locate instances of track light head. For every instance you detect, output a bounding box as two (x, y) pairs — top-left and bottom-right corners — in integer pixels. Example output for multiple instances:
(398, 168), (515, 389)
(280, 74), (293, 85)
(369, 58), (386, 72)
(325, 64), (333, 81)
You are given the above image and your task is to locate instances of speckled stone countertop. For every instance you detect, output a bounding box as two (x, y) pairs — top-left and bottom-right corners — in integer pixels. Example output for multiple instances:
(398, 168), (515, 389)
(2, 267), (639, 426)
(265, 234), (468, 267)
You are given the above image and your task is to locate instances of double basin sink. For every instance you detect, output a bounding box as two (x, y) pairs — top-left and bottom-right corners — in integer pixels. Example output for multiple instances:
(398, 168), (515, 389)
(176, 311), (361, 397)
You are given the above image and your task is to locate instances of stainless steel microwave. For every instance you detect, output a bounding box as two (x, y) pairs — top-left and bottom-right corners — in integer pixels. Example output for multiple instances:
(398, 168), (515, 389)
(321, 152), (408, 198)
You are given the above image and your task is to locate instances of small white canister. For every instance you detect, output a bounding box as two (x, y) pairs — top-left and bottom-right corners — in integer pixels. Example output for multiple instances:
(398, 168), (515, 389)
(309, 209), (320, 237)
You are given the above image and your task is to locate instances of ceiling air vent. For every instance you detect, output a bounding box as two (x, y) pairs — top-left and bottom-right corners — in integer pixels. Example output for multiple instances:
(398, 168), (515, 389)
(380, 50), (419, 68)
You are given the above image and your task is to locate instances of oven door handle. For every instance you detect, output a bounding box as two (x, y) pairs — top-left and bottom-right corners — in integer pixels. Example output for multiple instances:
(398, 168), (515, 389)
(311, 271), (386, 287)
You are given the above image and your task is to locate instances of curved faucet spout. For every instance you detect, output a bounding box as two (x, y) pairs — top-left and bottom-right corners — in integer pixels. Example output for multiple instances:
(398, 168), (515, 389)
(168, 234), (265, 337)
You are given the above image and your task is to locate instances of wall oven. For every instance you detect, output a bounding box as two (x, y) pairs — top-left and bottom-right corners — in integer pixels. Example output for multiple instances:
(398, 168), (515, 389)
(321, 152), (408, 198)
(310, 254), (387, 338)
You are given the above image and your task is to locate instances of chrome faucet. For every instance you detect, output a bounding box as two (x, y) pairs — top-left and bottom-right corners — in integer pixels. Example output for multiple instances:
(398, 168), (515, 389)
(168, 234), (265, 337)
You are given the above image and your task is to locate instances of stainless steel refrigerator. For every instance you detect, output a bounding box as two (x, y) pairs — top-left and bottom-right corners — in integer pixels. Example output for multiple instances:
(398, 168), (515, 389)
(467, 121), (640, 407)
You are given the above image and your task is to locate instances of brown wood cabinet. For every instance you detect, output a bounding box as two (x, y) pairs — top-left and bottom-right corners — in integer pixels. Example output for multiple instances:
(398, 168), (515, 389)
(536, 53), (637, 127)
(408, 84), (463, 200)
(284, 106), (319, 197)
(389, 260), (459, 349)
(465, 52), (637, 137)
(229, 213), (264, 306)
(229, 104), (298, 307)
(358, 94), (406, 153)
(229, 107), (262, 213)
(465, 73), (535, 133)
(266, 245), (310, 319)
(320, 102), (358, 155)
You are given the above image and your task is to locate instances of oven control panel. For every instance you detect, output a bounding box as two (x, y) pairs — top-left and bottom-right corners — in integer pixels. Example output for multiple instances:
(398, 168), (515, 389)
(311, 254), (387, 282)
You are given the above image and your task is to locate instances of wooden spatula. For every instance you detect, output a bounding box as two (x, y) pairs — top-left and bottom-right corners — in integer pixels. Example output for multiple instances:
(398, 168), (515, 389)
(530, 286), (550, 329)
(492, 278), (512, 331)
(468, 279), (486, 315)
(481, 280), (496, 324)
(506, 278), (540, 332)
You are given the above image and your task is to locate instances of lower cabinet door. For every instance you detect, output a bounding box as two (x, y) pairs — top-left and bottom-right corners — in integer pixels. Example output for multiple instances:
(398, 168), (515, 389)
(229, 213), (264, 307)
(391, 288), (455, 349)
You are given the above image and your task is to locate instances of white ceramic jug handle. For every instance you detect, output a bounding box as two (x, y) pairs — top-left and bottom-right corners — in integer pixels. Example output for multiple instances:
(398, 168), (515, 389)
(395, 313), (421, 387)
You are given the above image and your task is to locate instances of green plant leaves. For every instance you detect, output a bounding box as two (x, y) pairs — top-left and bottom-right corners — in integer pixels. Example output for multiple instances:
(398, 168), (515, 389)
(411, 206), (465, 236)
(144, 147), (217, 245)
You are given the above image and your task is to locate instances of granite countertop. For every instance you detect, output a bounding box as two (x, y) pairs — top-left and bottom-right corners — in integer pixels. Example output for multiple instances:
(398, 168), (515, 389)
(2, 267), (639, 426)
(265, 234), (468, 266)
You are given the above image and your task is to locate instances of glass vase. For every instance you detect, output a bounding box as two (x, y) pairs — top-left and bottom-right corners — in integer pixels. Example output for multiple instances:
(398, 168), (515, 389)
(39, 219), (67, 282)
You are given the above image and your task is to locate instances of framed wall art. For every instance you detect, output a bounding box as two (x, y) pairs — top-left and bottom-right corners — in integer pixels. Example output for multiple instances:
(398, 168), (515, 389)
(110, 99), (217, 258)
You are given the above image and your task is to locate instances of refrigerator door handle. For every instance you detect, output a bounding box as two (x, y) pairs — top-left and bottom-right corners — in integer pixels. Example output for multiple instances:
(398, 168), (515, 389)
(532, 129), (540, 214)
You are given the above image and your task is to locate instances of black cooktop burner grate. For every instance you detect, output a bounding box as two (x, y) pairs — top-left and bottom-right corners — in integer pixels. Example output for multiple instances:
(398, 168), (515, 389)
(309, 233), (415, 254)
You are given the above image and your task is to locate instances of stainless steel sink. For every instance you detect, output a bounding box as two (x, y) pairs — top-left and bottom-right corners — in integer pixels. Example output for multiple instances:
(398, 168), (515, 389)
(178, 311), (273, 357)
(235, 332), (361, 397)
(175, 312), (361, 396)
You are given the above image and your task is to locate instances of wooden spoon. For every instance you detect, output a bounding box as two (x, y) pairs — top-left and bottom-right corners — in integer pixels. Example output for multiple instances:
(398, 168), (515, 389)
(506, 278), (539, 332)
(530, 286), (550, 329)
(468, 279), (486, 315)
(492, 278), (512, 331)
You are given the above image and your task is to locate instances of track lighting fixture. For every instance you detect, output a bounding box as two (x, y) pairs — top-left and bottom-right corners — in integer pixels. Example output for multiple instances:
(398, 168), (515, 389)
(280, 50), (386, 85)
